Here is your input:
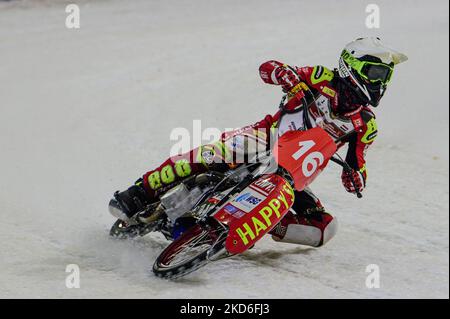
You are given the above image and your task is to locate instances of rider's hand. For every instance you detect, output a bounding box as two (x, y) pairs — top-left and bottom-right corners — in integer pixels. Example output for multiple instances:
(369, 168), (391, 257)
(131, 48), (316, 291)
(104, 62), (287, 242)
(341, 170), (366, 193)
(274, 66), (300, 92)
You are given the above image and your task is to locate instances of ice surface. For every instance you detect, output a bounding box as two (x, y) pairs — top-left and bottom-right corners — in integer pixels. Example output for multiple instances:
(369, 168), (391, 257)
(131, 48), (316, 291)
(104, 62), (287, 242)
(0, 0), (448, 298)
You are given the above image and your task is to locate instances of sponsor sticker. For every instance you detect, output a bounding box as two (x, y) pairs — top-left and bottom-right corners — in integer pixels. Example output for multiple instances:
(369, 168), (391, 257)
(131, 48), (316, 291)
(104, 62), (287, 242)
(322, 86), (336, 97)
(252, 178), (277, 194)
(232, 191), (265, 212)
(235, 193), (262, 206)
(224, 204), (239, 214)
(201, 149), (215, 164)
(224, 204), (246, 218)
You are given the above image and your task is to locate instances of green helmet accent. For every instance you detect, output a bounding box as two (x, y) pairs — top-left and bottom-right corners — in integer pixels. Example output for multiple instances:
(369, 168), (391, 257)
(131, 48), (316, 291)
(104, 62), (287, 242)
(310, 65), (335, 85)
(341, 49), (394, 85)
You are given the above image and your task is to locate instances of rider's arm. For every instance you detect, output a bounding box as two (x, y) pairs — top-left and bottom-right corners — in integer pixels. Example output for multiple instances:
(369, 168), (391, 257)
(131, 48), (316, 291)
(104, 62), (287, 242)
(259, 61), (337, 99)
(342, 110), (378, 191)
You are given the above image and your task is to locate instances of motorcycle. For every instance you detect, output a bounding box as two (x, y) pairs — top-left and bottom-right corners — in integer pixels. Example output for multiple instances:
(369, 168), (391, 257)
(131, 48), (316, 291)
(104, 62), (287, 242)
(108, 92), (362, 279)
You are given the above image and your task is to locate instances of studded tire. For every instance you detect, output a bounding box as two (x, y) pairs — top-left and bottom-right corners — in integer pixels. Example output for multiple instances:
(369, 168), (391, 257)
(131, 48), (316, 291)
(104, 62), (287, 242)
(152, 224), (216, 279)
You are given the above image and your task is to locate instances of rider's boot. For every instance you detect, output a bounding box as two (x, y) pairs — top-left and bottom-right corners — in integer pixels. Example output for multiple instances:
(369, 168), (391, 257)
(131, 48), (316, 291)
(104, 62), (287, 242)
(109, 179), (155, 223)
(269, 189), (338, 247)
(270, 208), (338, 247)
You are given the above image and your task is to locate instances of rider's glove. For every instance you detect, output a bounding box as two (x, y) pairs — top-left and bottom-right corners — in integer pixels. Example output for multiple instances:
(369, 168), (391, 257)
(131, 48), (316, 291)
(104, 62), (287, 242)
(341, 170), (366, 194)
(274, 66), (300, 92)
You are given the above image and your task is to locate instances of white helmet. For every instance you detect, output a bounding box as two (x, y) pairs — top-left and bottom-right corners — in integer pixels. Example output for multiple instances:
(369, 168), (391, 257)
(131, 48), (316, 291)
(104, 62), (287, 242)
(338, 37), (408, 106)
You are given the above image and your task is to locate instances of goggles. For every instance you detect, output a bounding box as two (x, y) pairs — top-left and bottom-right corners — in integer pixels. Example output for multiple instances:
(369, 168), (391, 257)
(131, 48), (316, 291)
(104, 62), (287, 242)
(341, 50), (394, 85)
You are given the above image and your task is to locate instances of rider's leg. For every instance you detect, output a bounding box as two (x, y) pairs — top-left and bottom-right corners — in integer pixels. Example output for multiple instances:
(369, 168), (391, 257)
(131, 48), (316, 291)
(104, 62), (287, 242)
(109, 148), (208, 220)
(110, 143), (231, 221)
(109, 180), (151, 220)
(269, 188), (338, 247)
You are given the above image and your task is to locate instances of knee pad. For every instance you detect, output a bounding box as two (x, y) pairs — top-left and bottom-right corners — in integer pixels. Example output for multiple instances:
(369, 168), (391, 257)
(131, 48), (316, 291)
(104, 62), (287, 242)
(272, 214), (338, 247)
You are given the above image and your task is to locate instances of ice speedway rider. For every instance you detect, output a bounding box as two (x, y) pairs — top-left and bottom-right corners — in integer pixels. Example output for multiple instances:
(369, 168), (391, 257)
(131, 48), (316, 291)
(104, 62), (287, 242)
(109, 37), (407, 247)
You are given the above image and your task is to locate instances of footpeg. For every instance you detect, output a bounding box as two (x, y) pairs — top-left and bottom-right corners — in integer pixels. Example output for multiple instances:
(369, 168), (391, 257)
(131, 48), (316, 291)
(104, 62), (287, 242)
(138, 204), (165, 224)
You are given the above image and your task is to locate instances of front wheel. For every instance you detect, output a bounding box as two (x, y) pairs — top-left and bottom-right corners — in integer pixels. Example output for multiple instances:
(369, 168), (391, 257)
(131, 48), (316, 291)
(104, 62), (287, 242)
(153, 224), (223, 279)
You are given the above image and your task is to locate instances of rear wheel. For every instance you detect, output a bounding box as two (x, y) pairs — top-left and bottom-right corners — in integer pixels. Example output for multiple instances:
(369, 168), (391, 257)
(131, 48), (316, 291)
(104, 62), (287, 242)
(153, 224), (222, 279)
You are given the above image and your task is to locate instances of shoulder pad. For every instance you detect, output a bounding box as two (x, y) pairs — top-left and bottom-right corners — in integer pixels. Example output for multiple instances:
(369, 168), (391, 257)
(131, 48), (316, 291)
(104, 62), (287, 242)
(310, 65), (335, 85)
(360, 113), (378, 144)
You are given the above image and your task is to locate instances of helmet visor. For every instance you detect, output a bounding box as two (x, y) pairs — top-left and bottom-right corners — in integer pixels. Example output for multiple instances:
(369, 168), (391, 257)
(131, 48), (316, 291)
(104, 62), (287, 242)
(362, 63), (393, 84)
(341, 50), (394, 85)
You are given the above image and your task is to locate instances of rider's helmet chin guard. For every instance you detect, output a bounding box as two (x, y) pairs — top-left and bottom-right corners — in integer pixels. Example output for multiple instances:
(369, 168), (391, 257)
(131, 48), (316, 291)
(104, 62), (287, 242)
(338, 37), (408, 107)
